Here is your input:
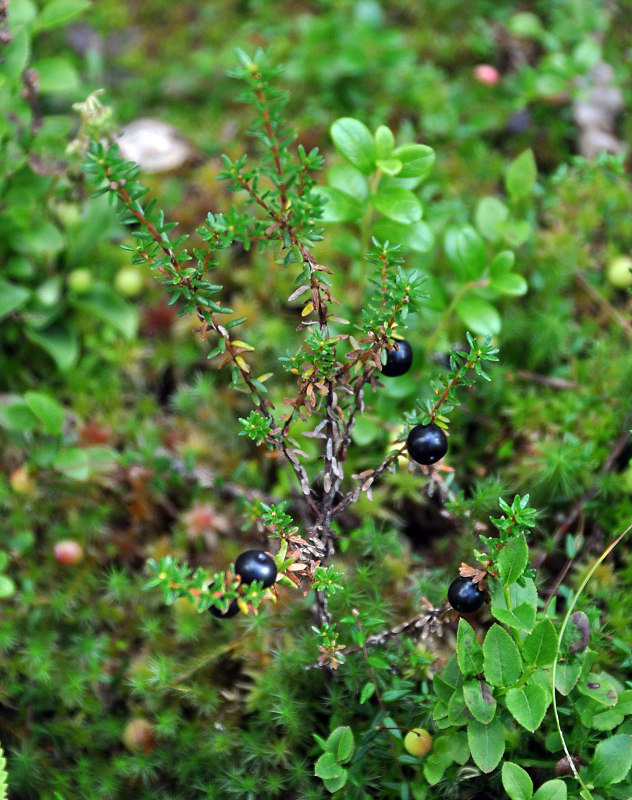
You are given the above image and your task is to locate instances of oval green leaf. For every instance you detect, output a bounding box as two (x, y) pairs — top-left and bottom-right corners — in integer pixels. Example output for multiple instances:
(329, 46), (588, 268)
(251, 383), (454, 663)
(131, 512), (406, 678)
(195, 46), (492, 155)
(457, 618), (484, 677)
(523, 619), (558, 668)
(502, 762), (534, 800)
(24, 392), (65, 436)
(326, 165), (370, 203)
(467, 718), (505, 773)
(455, 295), (501, 336)
(505, 149), (537, 200)
(0, 279), (31, 321)
(497, 533), (529, 585)
(374, 125), (395, 158)
(314, 186), (365, 223)
(25, 320), (79, 372)
(483, 624), (522, 687)
(392, 143), (435, 180)
(587, 734), (632, 786)
(375, 158), (402, 176)
(490, 272), (528, 296)
(532, 780), (567, 800)
(330, 117), (376, 175)
(371, 187), (422, 224)
(475, 196), (509, 243)
(506, 684), (549, 731)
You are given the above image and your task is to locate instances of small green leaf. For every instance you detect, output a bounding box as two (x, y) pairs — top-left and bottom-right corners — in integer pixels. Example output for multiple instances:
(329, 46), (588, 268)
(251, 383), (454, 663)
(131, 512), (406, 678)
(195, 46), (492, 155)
(490, 602), (536, 632)
(25, 320), (79, 372)
(490, 272), (528, 296)
(374, 125), (395, 158)
(392, 143), (435, 180)
(335, 727), (354, 764)
(505, 149), (537, 201)
(475, 196), (509, 243)
(421, 734), (467, 783)
(508, 12), (544, 38)
(572, 39), (601, 72)
(367, 655), (390, 670)
(454, 226), (487, 280)
(532, 780), (566, 800)
(330, 117), (376, 175)
(376, 158), (403, 176)
(24, 392), (65, 436)
(35, 0), (91, 31)
(554, 659), (582, 696)
(591, 708), (624, 731)
(0, 576), (16, 599)
(0, 280), (31, 321)
(3, 26), (31, 81)
(463, 680), (497, 724)
(438, 732), (469, 765)
(423, 752), (450, 785)
(315, 186), (365, 223)
(371, 187), (422, 224)
(324, 726), (351, 756)
(323, 771), (347, 793)
(490, 250), (516, 277)
(499, 219), (532, 247)
(506, 684), (549, 731)
(2, 402), (38, 432)
(456, 618), (484, 677)
(433, 674), (456, 705)
(455, 295), (501, 337)
(71, 286), (139, 339)
(483, 625), (523, 687)
(32, 57), (80, 94)
(326, 165), (370, 203)
(576, 673), (618, 706)
(523, 619), (558, 667)
(447, 688), (468, 725)
(467, 718), (505, 773)
(497, 533), (529, 586)
(615, 689), (632, 715)
(360, 682), (376, 704)
(502, 762), (534, 800)
(12, 221), (65, 256)
(314, 752), (344, 781)
(59, 446), (117, 480)
(587, 734), (632, 786)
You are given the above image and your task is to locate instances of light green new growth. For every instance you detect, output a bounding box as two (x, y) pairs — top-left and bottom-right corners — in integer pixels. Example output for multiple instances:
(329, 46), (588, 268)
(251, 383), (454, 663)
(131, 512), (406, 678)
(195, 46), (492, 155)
(0, 740), (7, 800)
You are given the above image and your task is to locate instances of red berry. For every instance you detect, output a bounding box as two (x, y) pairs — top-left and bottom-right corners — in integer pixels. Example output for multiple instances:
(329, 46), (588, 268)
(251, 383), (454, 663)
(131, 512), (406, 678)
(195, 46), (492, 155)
(123, 718), (155, 752)
(53, 540), (84, 566)
(407, 423), (448, 465)
(474, 64), (500, 86)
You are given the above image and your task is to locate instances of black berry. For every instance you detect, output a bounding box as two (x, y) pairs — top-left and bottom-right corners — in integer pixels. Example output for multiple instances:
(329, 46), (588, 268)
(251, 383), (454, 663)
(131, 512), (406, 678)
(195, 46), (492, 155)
(447, 577), (485, 613)
(381, 339), (413, 377)
(210, 599), (240, 619)
(234, 550), (277, 588)
(407, 423), (448, 465)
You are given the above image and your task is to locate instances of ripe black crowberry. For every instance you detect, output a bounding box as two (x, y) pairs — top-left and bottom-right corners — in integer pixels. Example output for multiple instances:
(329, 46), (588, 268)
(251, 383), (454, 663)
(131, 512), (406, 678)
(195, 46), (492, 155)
(209, 599), (240, 619)
(381, 339), (413, 377)
(234, 550), (277, 588)
(447, 577), (485, 613)
(407, 423), (448, 465)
